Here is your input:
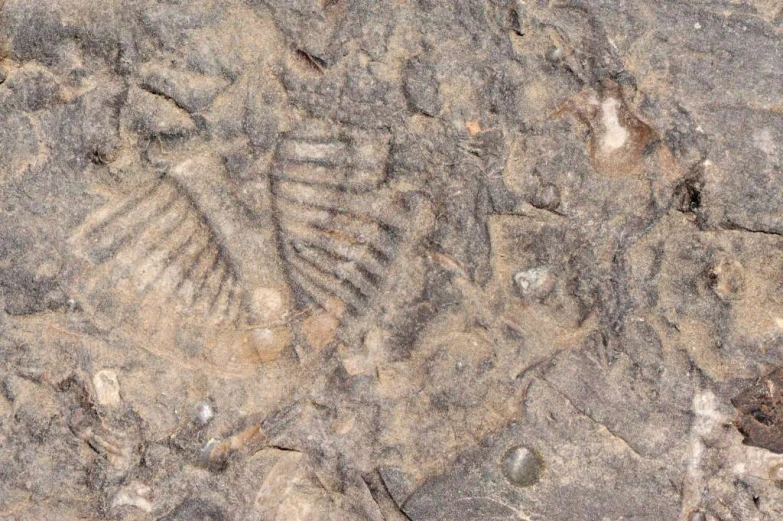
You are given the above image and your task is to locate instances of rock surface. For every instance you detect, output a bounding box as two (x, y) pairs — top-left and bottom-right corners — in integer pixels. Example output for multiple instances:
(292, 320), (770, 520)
(0, 1), (782, 519)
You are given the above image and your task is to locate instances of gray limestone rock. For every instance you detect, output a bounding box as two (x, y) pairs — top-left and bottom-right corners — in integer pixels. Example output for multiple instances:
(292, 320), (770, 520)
(0, 0), (782, 519)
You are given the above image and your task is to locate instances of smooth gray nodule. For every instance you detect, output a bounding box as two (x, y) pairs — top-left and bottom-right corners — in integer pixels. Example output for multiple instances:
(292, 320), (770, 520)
(501, 446), (542, 487)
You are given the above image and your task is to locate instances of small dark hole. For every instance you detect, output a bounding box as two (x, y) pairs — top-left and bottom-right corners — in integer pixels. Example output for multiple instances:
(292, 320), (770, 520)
(689, 187), (701, 210)
(750, 407), (774, 426)
(91, 151), (105, 164)
(675, 179), (702, 213)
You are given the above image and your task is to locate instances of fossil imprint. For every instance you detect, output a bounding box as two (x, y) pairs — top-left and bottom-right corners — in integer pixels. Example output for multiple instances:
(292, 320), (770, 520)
(61, 4), (444, 375)
(70, 120), (415, 375)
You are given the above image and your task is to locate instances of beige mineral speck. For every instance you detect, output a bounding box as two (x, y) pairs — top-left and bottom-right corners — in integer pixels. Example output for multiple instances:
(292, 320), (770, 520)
(338, 341), (379, 376)
(301, 310), (340, 351)
(364, 327), (389, 364)
(201, 424), (265, 468)
(250, 326), (291, 362)
(465, 120), (482, 137)
(600, 98), (629, 153)
(252, 287), (286, 321)
(93, 369), (121, 407)
(710, 259), (746, 301)
(112, 481), (153, 513)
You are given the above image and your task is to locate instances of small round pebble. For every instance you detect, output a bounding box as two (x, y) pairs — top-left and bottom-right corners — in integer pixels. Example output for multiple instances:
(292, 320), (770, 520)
(501, 445), (542, 487)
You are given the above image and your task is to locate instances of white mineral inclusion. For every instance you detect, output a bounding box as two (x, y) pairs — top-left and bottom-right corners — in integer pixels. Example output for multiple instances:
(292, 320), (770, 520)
(600, 98), (629, 153)
(93, 369), (121, 407)
(513, 267), (553, 299)
(692, 391), (725, 437)
(515, 268), (545, 290)
(112, 481), (153, 513)
(195, 402), (215, 425)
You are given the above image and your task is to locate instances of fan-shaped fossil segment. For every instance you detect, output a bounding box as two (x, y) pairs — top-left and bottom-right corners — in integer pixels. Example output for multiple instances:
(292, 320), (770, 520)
(69, 120), (422, 372)
(69, 159), (290, 375)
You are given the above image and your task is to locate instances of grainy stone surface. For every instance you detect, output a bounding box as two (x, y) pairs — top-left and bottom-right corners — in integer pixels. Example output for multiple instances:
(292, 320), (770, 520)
(0, 1), (782, 520)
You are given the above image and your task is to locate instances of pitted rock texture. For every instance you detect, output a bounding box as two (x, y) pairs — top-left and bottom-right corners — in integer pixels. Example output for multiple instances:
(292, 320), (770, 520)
(0, 1), (782, 520)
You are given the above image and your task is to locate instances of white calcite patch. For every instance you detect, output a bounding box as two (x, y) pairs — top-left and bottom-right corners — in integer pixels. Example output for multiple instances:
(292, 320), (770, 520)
(681, 390), (783, 518)
(732, 445), (783, 481)
(112, 481), (153, 513)
(93, 369), (121, 407)
(600, 98), (629, 153)
(195, 402), (215, 425)
(513, 266), (554, 300)
(692, 391), (727, 437)
(680, 391), (729, 517)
